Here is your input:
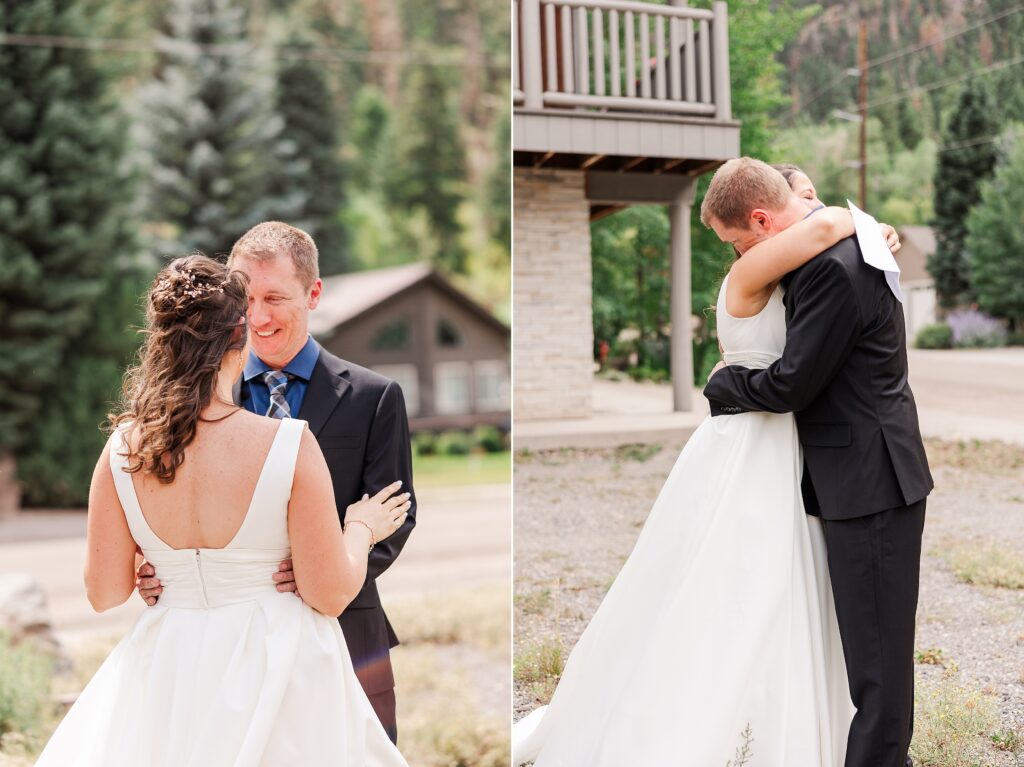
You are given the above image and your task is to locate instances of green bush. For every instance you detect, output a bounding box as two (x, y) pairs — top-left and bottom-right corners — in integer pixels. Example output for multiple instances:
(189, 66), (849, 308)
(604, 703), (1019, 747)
(415, 428), (509, 457)
(412, 431), (438, 457)
(627, 365), (670, 383)
(916, 323), (953, 349)
(0, 633), (52, 738)
(435, 430), (474, 456)
(471, 426), (507, 454)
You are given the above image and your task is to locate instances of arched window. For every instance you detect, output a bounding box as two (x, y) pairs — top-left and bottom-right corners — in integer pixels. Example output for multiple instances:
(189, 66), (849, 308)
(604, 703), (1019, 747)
(436, 318), (462, 348)
(371, 319), (410, 351)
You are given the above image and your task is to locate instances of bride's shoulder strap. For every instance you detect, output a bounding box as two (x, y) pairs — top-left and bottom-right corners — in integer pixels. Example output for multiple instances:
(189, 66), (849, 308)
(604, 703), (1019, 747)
(260, 418), (306, 505)
(106, 423), (167, 551)
(280, 417), (306, 476)
(230, 418), (307, 548)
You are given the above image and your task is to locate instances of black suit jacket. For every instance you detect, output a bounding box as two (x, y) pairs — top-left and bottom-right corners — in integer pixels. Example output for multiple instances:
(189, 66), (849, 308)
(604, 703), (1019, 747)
(703, 236), (933, 520)
(243, 343), (416, 693)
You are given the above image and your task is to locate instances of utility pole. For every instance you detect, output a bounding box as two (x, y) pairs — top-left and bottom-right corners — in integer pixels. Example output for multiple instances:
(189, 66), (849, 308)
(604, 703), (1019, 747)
(858, 19), (868, 209)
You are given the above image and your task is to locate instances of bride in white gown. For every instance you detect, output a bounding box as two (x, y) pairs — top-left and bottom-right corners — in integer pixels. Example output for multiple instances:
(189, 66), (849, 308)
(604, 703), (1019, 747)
(513, 200), (900, 766)
(35, 256), (411, 767)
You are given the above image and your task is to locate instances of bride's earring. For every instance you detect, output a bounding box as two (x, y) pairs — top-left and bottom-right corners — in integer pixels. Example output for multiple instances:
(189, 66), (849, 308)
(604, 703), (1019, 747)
(236, 350), (245, 378)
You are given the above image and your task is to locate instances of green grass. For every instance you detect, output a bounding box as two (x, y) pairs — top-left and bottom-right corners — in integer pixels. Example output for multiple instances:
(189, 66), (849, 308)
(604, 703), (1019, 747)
(513, 638), (565, 706)
(514, 589), (552, 616)
(385, 585), (509, 655)
(941, 541), (1024, 590)
(910, 676), (1000, 767)
(389, 585), (510, 767)
(614, 443), (664, 463)
(412, 451), (510, 487)
(0, 633), (58, 765)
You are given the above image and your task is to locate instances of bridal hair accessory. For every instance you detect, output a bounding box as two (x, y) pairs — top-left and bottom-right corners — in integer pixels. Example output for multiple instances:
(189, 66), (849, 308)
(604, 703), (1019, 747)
(344, 519), (376, 552)
(157, 268), (230, 300)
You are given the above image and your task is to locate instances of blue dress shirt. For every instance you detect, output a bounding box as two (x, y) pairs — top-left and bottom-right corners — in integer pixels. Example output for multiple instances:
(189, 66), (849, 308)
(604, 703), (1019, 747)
(242, 335), (321, 418)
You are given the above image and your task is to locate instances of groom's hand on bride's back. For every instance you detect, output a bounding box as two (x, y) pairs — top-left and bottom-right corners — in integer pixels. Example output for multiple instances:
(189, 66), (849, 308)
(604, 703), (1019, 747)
(273, 559), (300, 599)
(136, 561), (162, 606)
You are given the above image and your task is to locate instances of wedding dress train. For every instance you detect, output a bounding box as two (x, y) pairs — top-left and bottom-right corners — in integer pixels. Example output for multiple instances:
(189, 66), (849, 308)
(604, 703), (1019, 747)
(513, 278), (855, 766)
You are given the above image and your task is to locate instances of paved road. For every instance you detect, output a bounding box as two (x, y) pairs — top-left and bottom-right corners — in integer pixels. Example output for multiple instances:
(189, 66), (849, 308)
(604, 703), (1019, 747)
(907, 348), (1024, 445)
(517, 347), (1024, 450)
(0, 483), (510, 647)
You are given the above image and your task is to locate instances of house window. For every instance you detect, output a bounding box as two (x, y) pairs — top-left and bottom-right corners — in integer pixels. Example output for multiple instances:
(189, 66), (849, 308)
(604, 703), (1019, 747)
(371, 319), (410, 351)
(373, 364), (420, 416)
(437, 318), (462, 348)
(434, 362), (472, 415)
(474, 360), (509, 412)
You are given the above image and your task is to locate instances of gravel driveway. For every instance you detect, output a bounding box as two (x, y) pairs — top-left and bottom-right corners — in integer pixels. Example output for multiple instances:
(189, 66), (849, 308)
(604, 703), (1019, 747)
(514, 438), (1024, 762)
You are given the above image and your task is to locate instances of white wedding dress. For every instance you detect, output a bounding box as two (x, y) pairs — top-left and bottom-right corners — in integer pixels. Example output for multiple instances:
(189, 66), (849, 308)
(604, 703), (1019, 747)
(35, 417), (408, 767)
(513, 277), (855, 766)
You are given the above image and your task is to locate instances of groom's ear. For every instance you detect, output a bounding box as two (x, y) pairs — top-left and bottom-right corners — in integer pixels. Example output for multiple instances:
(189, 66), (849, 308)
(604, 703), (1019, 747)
(307, 278), (323, 311)
(749, 208), (772, 231)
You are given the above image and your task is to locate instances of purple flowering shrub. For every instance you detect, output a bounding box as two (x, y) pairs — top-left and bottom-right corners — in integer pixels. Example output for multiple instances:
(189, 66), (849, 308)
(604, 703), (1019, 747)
(946, 309), (1007, 348)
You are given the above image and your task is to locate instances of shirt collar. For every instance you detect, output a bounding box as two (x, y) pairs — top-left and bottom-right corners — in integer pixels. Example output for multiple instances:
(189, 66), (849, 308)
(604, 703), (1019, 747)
(244, 335), (320, 382)
(802, 203), (826, 220)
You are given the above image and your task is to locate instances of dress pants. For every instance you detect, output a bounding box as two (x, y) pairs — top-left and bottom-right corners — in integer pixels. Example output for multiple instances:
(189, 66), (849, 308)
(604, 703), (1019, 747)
(822, 499), (926, 767)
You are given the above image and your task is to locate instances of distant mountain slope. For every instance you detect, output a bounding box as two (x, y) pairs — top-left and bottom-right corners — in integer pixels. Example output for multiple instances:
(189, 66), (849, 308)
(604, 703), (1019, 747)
(781, 0), (1024, 130)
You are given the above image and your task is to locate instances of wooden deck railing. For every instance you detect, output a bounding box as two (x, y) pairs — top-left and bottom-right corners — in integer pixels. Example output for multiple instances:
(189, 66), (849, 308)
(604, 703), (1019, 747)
(514, 0), (731, 120)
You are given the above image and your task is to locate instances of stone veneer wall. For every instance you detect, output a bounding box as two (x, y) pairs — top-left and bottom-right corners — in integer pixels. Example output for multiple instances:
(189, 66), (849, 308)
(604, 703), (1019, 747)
(513, 168), (593, 420)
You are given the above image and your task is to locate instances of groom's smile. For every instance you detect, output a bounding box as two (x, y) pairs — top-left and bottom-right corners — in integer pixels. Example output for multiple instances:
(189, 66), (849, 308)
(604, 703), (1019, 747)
(232, 255), (322, 370)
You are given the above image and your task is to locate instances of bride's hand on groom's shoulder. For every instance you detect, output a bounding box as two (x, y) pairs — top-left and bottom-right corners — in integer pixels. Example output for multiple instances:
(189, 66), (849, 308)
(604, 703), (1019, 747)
(879, 223), (901, 255)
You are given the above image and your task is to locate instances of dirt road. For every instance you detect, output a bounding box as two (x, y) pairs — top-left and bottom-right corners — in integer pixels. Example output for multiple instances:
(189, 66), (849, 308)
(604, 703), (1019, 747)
(0, 483), (511, 646)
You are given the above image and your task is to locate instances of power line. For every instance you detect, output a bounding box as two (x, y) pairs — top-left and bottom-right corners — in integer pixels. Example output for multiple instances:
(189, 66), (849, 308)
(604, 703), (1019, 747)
(0, 32), (510, 70)
(864, 4), (1023, 71)
(859, 53), (1024, 110)
(935, 132), (1005, 154)
(782, 4), (1023, 120)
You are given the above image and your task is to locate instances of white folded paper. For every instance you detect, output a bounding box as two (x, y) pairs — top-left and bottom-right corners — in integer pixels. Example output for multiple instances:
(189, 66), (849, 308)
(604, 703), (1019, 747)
(848, 199), (903, 303)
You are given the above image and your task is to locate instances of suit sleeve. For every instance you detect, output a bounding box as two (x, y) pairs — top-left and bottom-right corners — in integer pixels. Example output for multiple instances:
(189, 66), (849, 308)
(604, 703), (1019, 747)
(703, 256), (863, 415)
(362, 380), (416, 581)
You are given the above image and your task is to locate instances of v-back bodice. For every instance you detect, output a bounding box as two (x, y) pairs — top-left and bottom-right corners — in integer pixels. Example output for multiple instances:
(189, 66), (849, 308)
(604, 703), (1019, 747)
(109, 418), (305, 609)
(41, 413), (408, 767)
(716, 274), (787, 370)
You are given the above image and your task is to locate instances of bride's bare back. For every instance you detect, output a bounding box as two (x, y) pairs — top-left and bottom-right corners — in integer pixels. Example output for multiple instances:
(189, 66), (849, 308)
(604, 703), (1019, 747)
(127, 411), (281, 550)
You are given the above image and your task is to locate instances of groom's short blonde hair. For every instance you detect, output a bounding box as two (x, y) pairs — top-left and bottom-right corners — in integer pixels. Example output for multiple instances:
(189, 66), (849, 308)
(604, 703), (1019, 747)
(700, 157), (794, 229)
(228, 222), (319, 289)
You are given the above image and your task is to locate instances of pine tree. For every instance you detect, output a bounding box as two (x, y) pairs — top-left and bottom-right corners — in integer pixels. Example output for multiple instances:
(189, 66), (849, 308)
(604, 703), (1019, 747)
(276, 49), (349, 275)
(0, 0), (141, 507)
(928, 79), (999, 308)
(347, 86), (393, 194)
(896, 99), (923, 151)
(388, 55), (467, 274)
(486, 97), (511, 252)
(133, 0), (306, 259)
(965, 125), (1024, 332)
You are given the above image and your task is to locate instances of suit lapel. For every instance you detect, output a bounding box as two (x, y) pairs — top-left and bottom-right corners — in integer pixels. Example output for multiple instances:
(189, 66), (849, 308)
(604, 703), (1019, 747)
(298, 347), (351, 436)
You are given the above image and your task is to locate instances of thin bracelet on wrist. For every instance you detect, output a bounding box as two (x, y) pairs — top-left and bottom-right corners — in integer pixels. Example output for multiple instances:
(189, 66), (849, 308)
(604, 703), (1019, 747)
(344, 519), (376, 552)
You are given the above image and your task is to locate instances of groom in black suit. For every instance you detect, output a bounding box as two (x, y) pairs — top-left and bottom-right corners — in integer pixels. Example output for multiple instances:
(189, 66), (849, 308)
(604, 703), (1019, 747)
(701, 158), (932, 767)
(138, 222), (415, 743)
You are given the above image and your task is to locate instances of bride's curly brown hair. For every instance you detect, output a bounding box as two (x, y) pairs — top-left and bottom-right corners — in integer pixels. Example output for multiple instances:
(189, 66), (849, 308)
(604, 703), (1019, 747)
(110, 255), (249, 483)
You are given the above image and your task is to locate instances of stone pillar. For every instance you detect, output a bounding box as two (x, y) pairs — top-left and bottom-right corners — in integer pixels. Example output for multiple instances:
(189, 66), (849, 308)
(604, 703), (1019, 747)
(513, 168), (594, 420)
(669, 181), (698, 411)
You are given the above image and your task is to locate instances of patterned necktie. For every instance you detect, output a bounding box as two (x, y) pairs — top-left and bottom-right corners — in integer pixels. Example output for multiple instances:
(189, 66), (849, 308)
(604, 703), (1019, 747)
(262, 370), (292, 419)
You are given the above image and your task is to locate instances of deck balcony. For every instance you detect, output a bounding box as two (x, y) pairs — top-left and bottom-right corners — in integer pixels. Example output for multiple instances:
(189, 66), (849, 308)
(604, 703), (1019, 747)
(513, 0), (740, 175)
(512, 0), (741, 422)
